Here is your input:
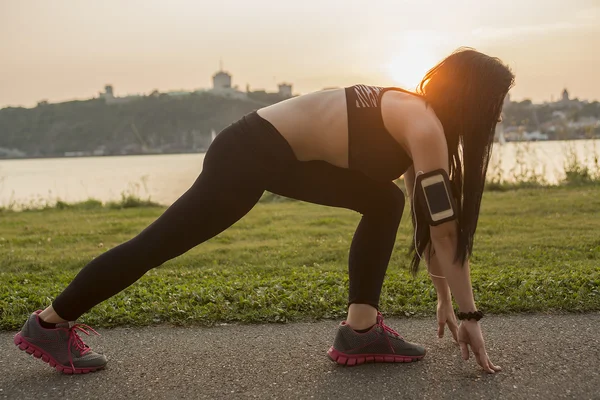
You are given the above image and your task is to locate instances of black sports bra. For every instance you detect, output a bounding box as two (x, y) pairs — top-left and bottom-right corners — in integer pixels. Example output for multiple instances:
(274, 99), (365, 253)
(345, 85), (415, 182)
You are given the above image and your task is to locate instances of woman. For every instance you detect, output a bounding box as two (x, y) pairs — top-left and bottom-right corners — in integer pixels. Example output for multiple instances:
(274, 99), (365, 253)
(14, 48), (514, 375)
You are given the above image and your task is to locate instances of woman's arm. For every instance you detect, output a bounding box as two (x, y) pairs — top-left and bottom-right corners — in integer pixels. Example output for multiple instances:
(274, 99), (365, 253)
(404, 166), (458, 341)
(409, 138), (477, 315)
(384, 99), (499, 373)
(385, 99), (476, 310)
(408, 129), (498, 373)
(403, 166), (452, 302)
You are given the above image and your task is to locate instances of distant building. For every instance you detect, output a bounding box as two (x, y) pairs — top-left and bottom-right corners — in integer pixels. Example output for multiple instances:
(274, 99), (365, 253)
(278, 83), (293, 98)
(552, 88), (582, 109)
(567, 116), (600, 129)
(98, 64), (294, 105)
(213, 70), (232, 90)
(552, 110), (567, 120)
(245, 81), (294, 103)
(0, 147), (26, 158)
(99, 85), (121, 104)
(503, 129), (549, 142)
(207, 62), (248, 100)
(522, 131), (549, 141)
(100, 84), (140, 105)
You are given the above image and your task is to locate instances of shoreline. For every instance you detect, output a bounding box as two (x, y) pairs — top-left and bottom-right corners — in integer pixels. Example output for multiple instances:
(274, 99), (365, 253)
(2, 136), (599, 161)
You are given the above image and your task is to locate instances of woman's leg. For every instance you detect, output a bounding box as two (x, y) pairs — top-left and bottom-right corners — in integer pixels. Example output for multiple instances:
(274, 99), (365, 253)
(50, 117), (292, 321)
(267, 160), (426, 365)
(15, 112), (304, 374)
(266, 160), (405, 328)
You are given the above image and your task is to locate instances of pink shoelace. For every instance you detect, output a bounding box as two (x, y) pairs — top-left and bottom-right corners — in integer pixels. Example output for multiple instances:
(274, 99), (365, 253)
(66, 323), (100, 370)
(377, 312), (404, 339)
(376, 312), (405, 353)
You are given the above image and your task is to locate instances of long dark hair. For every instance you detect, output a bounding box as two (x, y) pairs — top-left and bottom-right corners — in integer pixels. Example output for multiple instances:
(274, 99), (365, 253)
(409, 47), (515, 274)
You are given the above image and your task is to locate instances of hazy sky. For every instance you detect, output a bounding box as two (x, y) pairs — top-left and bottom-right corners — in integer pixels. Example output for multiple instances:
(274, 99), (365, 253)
(2, 0), (599, 108)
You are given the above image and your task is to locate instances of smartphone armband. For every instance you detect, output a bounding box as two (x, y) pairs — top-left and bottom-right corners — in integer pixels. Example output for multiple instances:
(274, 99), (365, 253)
(415, 169), (457, 226)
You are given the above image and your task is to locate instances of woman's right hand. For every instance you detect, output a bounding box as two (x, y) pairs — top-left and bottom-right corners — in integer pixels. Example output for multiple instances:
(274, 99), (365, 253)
(436, 300), (459, 342)
(457, 320), (502, 374)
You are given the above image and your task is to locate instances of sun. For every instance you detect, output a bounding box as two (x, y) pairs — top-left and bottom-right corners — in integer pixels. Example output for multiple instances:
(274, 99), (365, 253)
(386, 42), (440, 90)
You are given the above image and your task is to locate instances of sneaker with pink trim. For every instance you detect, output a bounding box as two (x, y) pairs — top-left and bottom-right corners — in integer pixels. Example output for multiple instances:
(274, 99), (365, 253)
(327, 312), (426, 366)
(14, 311), (107, 374)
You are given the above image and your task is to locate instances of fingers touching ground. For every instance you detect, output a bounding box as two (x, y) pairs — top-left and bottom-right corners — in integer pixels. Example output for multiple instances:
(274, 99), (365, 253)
(460, 343), (501, 374)
(448, 320), (459, 343)
(473, 349), (497, 374)
(489, 359), (502, 372)
(438, 320), (458, 342)
(459, 341), (469, 360)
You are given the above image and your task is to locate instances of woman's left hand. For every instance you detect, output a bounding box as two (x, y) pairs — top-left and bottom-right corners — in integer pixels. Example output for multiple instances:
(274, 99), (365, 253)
(436, 300), (459, 342)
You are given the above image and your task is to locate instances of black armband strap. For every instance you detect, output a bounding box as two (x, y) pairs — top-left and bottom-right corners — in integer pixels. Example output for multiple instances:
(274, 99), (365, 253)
(415, 169), (458, 226)
(457, 310), (484, 321)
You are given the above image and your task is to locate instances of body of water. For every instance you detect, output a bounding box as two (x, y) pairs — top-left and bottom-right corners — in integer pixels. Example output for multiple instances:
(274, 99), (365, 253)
(0, 153), (206, 208)
(1, 140), (598, 208)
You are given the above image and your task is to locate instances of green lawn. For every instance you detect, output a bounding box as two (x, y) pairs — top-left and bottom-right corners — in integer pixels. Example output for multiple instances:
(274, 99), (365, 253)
(1, 186), (599, 330)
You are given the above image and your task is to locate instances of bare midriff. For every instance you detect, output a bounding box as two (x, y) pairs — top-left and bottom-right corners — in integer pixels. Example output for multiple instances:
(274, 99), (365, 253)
(257, 88), (350, 168)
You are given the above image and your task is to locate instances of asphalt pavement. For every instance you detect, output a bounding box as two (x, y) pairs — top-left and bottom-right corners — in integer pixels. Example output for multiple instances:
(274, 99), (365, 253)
(1, 314), (599, 399)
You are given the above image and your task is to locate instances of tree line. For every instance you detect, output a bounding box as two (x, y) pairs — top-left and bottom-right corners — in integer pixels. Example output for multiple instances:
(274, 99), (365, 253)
(0, 92), (272, 157)
(1, 92), (599, 158)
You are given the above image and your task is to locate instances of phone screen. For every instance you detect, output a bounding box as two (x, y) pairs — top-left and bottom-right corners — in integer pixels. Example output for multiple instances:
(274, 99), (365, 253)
(424, 182), (451, 214)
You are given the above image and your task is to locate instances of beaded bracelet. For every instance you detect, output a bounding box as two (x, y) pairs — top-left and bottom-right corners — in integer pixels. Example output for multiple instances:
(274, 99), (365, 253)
(456, 310), (484, 321)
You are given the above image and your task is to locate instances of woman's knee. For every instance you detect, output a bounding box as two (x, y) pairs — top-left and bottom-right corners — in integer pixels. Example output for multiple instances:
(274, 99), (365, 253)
(385, 183), (406, 222)
(363, 182), (405, 222)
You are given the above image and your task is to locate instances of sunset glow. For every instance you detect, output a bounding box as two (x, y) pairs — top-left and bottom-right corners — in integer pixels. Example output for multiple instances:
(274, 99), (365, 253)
(1, 0), (599, 107)
(386, 36), (442, 90)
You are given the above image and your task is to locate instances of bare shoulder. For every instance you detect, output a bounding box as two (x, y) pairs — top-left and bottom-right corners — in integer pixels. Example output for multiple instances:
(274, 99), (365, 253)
(381, 91), (445, 156)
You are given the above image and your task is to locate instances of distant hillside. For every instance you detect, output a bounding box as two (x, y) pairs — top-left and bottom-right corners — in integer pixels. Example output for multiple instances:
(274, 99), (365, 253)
(2, 91), (599, 159)
(0, 92), (274, 158)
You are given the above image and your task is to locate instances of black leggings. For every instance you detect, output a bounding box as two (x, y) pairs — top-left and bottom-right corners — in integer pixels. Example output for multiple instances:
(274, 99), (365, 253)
(52, 112), (405, 321)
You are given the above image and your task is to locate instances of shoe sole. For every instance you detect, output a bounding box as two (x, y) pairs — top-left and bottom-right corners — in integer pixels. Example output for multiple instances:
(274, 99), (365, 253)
(327, 346), (425, 366)
(14, 332), (105, 374)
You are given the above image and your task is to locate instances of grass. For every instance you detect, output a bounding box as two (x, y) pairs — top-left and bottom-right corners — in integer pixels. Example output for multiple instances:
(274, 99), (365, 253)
(1, 186), (599, 330)
(0, 185), (160, 213)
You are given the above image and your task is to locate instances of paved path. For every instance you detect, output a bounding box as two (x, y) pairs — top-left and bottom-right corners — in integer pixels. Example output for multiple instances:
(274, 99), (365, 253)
(1, 314), (599, 399)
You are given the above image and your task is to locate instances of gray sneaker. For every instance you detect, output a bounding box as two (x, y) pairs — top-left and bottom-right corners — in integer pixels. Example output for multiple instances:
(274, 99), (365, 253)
(14, 310), (107, 374)
(327, 312), (426, 366)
